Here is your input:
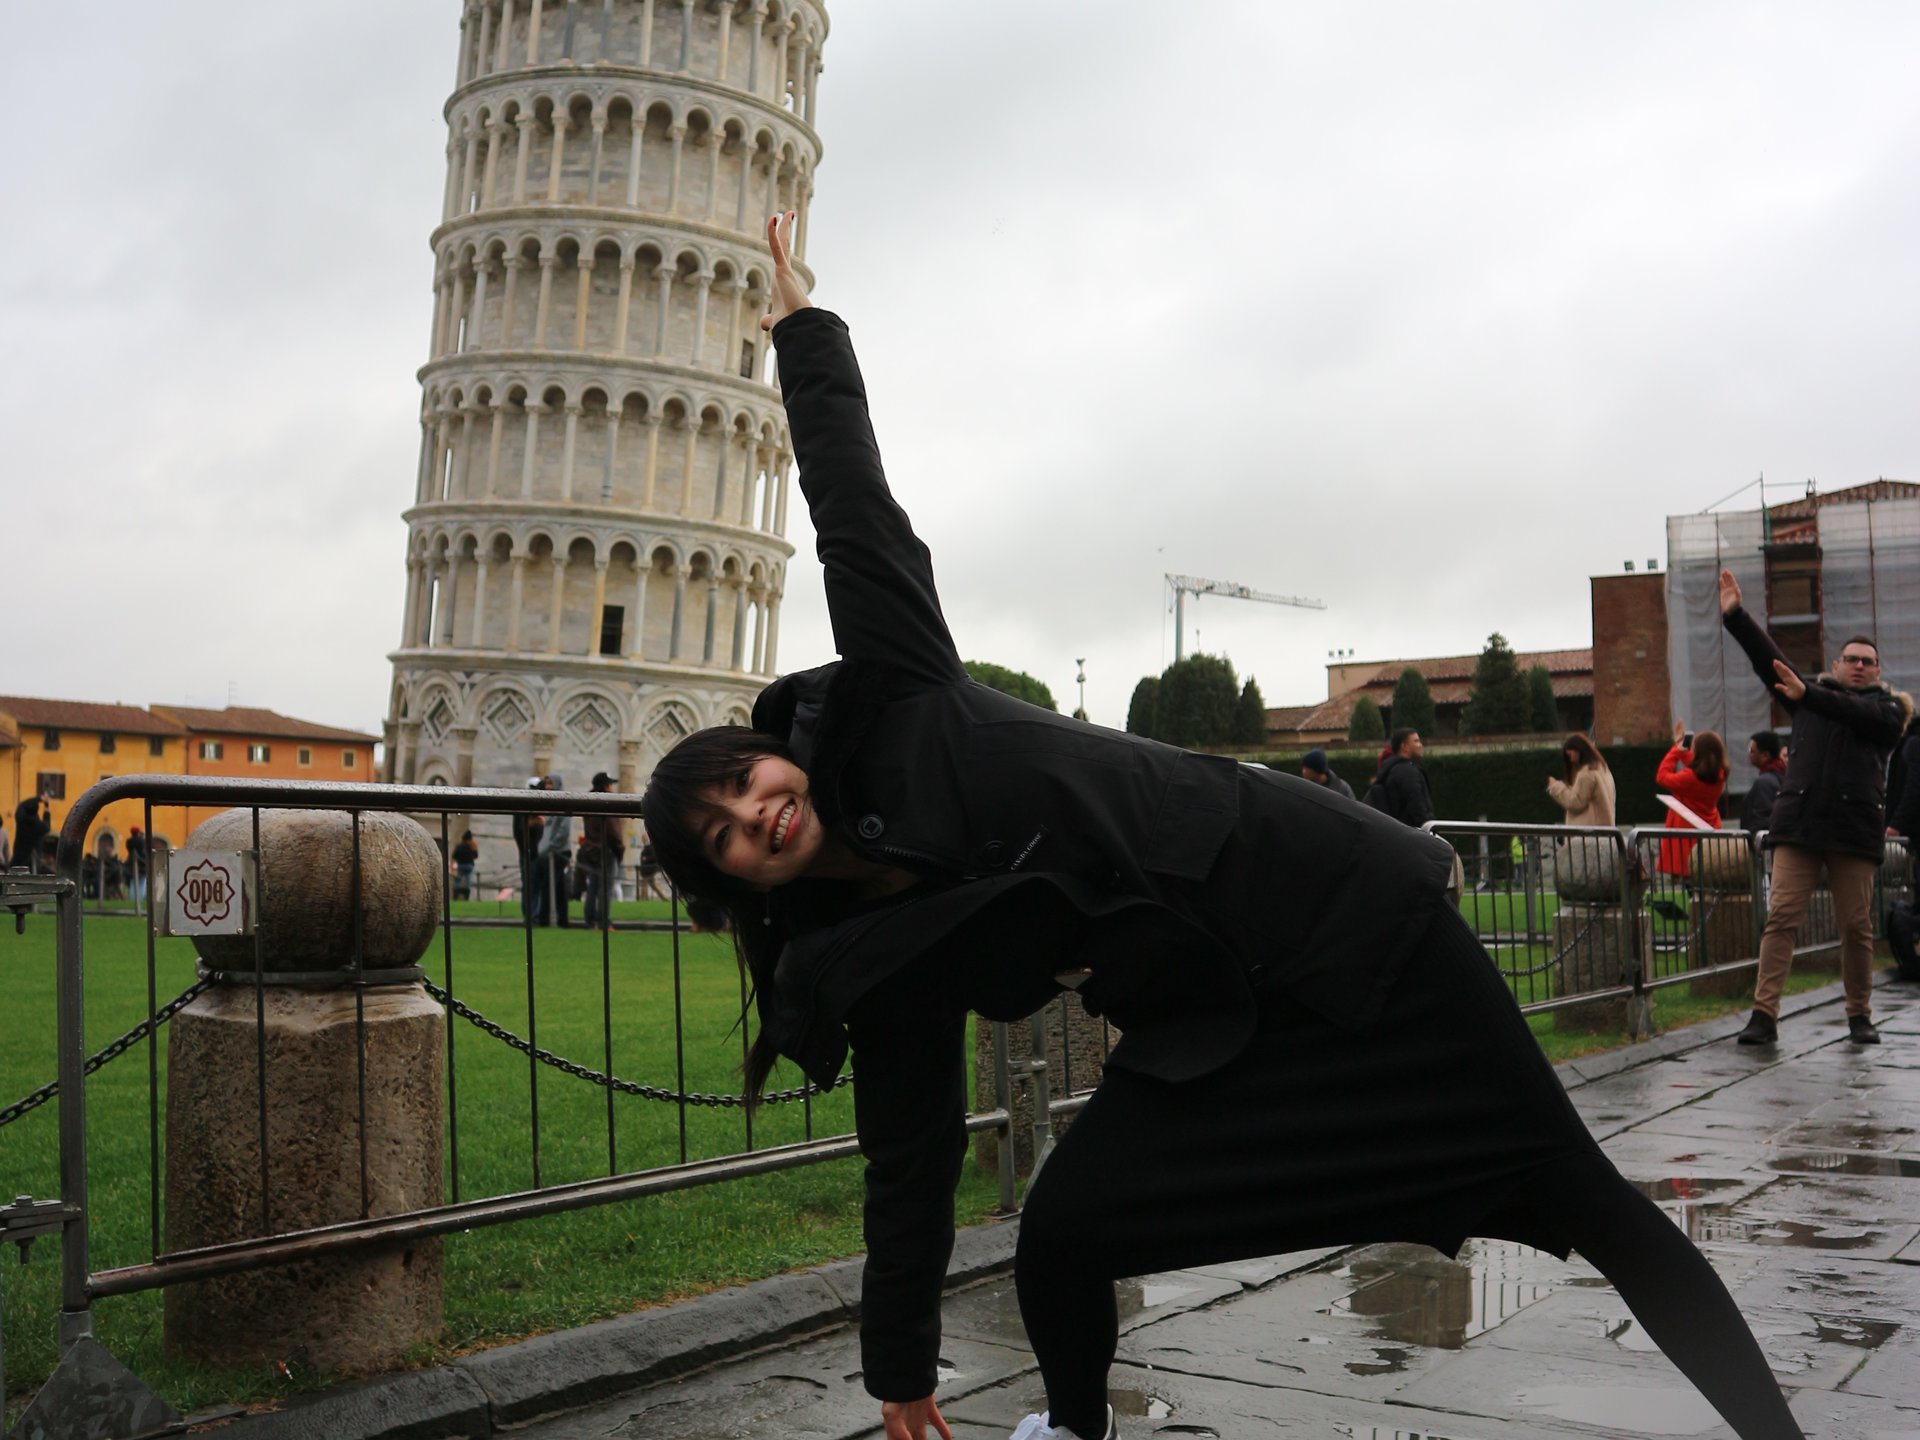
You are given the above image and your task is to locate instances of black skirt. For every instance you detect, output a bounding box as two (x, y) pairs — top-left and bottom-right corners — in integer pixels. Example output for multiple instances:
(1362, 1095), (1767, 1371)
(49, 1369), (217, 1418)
(1029, 904), (1604, 1276)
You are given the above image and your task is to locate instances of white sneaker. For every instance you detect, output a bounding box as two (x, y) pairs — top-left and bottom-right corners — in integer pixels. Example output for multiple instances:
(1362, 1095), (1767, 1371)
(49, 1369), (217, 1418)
(1008, 1406), (1117, 1440)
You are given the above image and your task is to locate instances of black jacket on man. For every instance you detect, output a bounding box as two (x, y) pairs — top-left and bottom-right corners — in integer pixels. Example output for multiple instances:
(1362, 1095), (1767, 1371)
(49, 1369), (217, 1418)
(1371, 754), (1435, 828)
(1887, 732), (1920, 840)
(1722, 605), (1907, 861)
(752, 309), (1456, 1402)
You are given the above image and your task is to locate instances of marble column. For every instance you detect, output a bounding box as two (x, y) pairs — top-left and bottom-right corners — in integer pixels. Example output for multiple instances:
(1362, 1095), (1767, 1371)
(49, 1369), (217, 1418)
(640, 414), (663, 509)
(437, 559), (460, 646)
(587, 112), (608, 203)
(506, 553), (527, 649)
(638, 0), (654, 66)
(668, 566), (686, 660)
(702, 574), (720, 663)
(613, 257), (635, 356)
(572, 255), (595, 351)
(729, 578), (749, 669)
(499, 256), (524, 347)
(703, 131), (723, 224)
(519, 400), (546, 497)
(689, 272), (712, 366)
(513, 115), (538, 203)
(763, 589), (782, 671)
(533, 254), (558, 347)
(545, 555), (568, 653)
(559, 403), (582, 500)
(547, 112), (569, 204)
(625, 119), (646, 206)
(678, 420), (701, 512)
(465, 261), (491, 352)
(724, 279), (746, 376)
(484, 401), (507, 496)
(589, 559), (610, 655)
(601, 412), (621, 501)
(527, 0), (545, 64)
(481, 120), (506, 207)
(652, 265), (675, 355)
(665, 124), (687, 213)
(627, 560), (652, 660)
(470, 554), (491, 644)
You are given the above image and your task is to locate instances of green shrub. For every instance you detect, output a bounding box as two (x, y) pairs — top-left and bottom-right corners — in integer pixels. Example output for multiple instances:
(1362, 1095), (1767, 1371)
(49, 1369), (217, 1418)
(1348, 696), (1385, 742)
(1526, 665), (1558, 732)
(1125, 676), (1160, 738)
(1157, 654), (1239, 747)
(963, 660), (1056, 711)
(1390, 668), (1437, 736)
(1232, 677), (1267, 745)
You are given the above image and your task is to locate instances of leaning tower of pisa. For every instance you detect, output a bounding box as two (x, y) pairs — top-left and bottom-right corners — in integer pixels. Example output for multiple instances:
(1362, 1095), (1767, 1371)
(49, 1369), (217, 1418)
(386, 0), (827, 846)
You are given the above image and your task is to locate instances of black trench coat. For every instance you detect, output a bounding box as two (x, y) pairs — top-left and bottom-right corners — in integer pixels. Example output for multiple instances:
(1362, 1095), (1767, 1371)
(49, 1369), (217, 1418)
(754, 309), (1456, 1398)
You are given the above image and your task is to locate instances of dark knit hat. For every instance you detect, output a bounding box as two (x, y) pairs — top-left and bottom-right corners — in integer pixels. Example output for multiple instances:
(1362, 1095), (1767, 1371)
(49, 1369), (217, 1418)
(1302, 747), (1330, 775)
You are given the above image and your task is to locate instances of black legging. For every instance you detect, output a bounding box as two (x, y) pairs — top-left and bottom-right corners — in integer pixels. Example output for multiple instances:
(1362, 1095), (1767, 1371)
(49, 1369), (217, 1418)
(1013, 904), (1805, 1440)
(1019, 1147), (1798, 1438)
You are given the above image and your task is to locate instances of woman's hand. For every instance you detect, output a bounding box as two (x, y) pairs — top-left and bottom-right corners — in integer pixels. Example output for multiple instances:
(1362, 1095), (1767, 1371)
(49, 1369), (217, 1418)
(1717, 569), (1742, 615)
(760, 211), (812, 332)
(1772, 659), (1807, 702)
(1671, 718), (1687, 747)
(882, 1396), (953, 1440)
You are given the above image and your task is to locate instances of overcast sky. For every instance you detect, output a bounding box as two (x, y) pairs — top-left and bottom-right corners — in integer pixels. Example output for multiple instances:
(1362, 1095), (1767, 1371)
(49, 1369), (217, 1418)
(6, 2), (1918, 735)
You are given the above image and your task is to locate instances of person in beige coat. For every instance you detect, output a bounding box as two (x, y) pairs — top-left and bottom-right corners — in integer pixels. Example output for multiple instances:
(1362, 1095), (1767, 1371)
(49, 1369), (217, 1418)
(1547, 732), (1618, 899)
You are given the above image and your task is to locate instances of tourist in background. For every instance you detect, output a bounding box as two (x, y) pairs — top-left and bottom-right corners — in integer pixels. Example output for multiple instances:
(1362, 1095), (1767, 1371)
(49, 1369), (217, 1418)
(1742, 732), (1789, 837)
(1366, 728), (1434, 827)
(538, 774), (573, 927)
(1546, 732), (1616, 899)
(1884, 718), (1920, 843)
(452, 830), (479, 900)
(0, 814), (10, 869)
(125, 826), (148, 906)
(12, 794), (51, 876)
(1655, 721), (1727, 878)
(1720, 569), (1909, 1046)
(578, 771), (626, 929)
(1299, 748), (1354, 801)
(513, 778), (547, 923)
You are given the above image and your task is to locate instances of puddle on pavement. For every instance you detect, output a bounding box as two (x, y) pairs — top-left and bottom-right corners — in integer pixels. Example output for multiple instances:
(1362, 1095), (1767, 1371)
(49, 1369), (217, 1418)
(1513, 1382), (1722, 1434)
(1630, 1176), (1746, 1203)
(1811, 1315), (1900, 1350)
(1115, 1278), (1202, 1317)
(1629, 1175), (1755, 1241)
(1768, 1150), (1920, 1178)
(1329, 1239), (1555, 1360)
(1647, 1200), (1884, 1250)
(1338, 1430), (1492, 1440)
(1109, 1388), (1174, 1419)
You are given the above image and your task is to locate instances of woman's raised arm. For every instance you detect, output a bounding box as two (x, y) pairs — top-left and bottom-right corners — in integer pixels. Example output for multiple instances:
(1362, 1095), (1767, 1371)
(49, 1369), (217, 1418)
(764, 213), (964, 683)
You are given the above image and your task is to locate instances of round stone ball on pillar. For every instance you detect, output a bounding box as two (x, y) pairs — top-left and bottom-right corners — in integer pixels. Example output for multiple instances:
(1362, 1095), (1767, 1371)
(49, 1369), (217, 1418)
(163, 809), (448, 1374)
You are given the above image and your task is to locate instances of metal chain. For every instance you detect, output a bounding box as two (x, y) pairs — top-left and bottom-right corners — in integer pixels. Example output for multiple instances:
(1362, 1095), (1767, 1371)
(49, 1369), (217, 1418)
(422, 978), (851, 1109)
(0, 979), (211, 1130)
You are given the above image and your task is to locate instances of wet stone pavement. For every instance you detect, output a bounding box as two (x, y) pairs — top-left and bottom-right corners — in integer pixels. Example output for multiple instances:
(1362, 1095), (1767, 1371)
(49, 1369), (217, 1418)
(519, 988), (1920, 1439)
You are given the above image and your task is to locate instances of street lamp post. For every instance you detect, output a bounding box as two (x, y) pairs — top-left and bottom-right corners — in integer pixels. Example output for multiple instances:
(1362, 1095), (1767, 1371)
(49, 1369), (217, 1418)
(1074, 658), (1087, 720)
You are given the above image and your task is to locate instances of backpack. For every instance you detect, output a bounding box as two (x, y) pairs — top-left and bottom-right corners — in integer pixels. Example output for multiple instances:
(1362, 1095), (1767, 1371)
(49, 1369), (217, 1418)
(1364, 758), (1403, 819)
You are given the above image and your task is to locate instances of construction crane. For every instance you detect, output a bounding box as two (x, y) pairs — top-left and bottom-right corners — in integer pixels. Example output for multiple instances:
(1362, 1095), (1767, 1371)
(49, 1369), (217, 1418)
(1165, 574), (1326, 661)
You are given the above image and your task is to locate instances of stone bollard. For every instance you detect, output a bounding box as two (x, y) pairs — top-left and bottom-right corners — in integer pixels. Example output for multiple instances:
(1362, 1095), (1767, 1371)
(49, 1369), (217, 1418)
(1552, 905), (1652, 1033)
(162, 809), (446, 1374)
(1689, 836), (1759, 999)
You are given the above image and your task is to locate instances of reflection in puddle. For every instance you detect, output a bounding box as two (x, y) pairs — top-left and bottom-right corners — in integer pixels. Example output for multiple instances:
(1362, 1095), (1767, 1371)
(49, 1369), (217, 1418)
(1330, 1239), (1554, 1357)
(1108, 1388), (1174, 1419)
(1630, 1176), (1745, 1202)
(1649, 1201), (1883, 1250)
(1768, 1150), (1920, 1178)
(1812, 1315), (1899, 1350)
(1115, 1278), (1202, 1316)
(1338, 1430), (1490, 1440)
(1514, 1382), (1722, 1434)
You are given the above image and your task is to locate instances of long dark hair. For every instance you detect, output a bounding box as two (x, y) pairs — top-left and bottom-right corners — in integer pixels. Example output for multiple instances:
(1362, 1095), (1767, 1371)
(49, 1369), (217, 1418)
(1690, 730), (1727, 786)
(1562, 731), (1607, 783)
(641, 725), (795, 1104)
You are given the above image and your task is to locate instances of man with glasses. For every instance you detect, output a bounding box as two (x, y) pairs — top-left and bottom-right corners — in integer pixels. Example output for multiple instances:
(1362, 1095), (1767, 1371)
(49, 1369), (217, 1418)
(1718, 569), (1908, 1044)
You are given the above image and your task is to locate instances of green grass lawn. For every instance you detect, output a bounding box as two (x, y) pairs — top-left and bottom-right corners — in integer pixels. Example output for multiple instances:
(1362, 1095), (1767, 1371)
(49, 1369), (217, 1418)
(0, 911), (1002, 1419)
(0, 897), (1855, 1422)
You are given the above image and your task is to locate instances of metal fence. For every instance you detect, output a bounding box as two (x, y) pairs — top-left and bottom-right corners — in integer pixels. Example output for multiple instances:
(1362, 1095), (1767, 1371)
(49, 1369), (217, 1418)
(1431, 819), (1912, 1032)
(8, 787), (1913, 1432)
(0, 774), (1040, 1434)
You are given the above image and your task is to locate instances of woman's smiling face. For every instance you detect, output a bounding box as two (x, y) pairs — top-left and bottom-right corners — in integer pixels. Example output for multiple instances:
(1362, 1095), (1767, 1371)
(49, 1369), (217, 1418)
(698, 754), (823, 888)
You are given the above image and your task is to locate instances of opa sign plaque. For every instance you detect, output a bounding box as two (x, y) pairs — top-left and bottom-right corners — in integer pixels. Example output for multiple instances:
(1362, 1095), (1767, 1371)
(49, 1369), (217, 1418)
(159, 850), (256, 937)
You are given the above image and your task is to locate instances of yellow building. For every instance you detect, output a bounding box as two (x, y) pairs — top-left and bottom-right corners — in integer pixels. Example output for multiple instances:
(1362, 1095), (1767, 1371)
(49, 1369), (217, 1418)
(0, 697), (190, 872)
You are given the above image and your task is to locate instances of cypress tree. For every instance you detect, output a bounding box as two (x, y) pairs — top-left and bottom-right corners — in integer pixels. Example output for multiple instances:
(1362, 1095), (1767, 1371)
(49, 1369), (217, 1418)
(1390, 667), (1437, 736)
(1157, 654), (1239, 747)
(1232, 676), (1268, 745)
(1126, 676), (1161, 738)
(1527, 664), (1559, 732)
(1460, 633), (1529, 736)
(1348, 695), (1385, 742)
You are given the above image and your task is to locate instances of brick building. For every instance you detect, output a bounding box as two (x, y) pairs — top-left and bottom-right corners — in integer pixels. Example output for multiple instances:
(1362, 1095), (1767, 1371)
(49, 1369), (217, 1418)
(1266, 648), (1594, 747)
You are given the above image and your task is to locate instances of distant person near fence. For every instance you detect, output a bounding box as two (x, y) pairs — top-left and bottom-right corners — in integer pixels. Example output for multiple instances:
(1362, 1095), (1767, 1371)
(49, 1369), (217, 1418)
(1655, 720), (1727, 877)
(1365, 728), (1433, 827)
(1299, 747), (1354, 801)
(451, 830), (479, 900)
(1546, 731), (1617, 899)
(579, 771), (626, 929)
(1719, 568), (1910, 1047)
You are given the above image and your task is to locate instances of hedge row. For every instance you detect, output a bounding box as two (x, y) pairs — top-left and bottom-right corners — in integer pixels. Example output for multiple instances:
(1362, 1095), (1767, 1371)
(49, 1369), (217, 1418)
(1246, 743), (1682, 825)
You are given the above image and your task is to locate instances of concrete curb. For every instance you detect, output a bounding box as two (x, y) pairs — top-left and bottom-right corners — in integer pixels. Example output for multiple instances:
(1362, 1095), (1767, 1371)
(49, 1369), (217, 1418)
(199, 972), (1889, 1439)
(204, 1217), (1020, 1439)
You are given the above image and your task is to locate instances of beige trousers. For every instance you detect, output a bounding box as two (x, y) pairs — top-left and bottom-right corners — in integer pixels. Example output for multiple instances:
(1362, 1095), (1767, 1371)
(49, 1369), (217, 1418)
(1753, 843), (1877, 1019)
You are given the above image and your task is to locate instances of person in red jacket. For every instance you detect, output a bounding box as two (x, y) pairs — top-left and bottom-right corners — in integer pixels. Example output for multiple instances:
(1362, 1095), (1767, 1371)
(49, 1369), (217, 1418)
(1656, 720), (1728, 876)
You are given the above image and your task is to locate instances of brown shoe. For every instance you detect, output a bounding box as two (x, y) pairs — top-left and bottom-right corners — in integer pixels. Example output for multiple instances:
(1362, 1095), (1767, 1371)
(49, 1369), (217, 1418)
(1735, 1010), (1778, 1046)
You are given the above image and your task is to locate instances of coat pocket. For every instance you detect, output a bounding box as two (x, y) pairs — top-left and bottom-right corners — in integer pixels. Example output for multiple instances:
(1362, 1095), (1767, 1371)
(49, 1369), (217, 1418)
(1140, 751), (1241, 881)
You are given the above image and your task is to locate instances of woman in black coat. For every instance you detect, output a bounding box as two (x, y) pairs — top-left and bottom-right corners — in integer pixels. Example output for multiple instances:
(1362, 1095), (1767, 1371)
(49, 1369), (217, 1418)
(641, 216), (1802, 1440)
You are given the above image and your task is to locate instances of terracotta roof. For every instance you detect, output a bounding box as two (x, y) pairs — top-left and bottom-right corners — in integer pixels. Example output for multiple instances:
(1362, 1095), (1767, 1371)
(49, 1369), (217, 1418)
(1765, 478), (1920, 523)
(149, 706), (378, 744)
(1348, 647), (1593, 688)
(0, 697), (188, 737)
(1267, 645), (1594, 735)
